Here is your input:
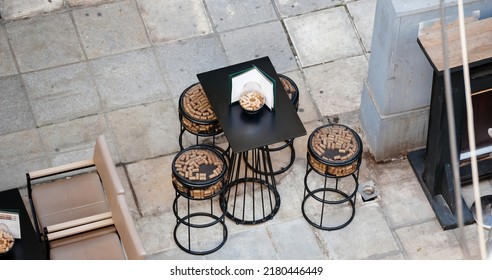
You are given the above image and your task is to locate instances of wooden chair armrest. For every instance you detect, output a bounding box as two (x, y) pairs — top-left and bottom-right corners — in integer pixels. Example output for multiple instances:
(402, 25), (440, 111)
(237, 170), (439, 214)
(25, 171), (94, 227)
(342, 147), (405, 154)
(45, 212), (113, 241)
(28, 159), (95, 180)
(46, 217), (114, 241)
(45, 212), (112, 233)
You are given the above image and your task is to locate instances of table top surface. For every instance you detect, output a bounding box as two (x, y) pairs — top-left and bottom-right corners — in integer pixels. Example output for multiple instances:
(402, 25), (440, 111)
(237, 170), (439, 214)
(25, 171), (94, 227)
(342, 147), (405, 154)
(0, 188), (46, 260)
(417, 16), (492, 73)
(197, 57), (306, 153)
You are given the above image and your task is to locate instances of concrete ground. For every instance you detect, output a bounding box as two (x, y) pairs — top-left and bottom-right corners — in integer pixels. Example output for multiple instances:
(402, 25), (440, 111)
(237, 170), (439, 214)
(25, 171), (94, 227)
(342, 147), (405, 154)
(0, 0), (489, 260)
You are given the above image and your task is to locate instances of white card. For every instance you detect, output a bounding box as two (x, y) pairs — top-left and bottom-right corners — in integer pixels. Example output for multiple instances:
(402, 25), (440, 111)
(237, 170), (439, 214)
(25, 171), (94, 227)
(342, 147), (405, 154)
(0, 210), (21, 239)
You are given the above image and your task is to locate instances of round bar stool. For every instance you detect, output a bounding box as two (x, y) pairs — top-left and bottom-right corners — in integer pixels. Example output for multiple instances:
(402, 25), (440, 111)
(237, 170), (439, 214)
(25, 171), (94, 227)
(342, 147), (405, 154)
(172, 145), (228, 255)
(178, 83), (229, 157)
(243, 74), (299, 176)
(280, 74), (299, 112)
(302, 124), (363, 231)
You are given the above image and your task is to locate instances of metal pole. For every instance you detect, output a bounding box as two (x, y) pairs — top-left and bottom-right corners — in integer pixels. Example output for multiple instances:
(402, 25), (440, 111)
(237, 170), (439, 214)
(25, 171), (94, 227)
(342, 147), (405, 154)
(456, 0), (487, 259)
(439, 0), (469, 258)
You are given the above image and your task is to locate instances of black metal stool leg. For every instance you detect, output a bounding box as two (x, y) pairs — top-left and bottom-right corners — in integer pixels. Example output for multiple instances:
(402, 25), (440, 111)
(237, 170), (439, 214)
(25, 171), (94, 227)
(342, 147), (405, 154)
(178, 125), (186, 151)
(301, 167), (358, 231)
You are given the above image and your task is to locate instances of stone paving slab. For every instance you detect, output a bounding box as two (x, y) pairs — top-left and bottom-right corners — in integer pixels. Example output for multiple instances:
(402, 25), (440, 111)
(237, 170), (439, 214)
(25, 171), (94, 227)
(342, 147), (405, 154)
(275, 155), (307, 199)
(0, 128), (45, 163)
(22, 62), (101, 126)
(66, 0), (115, 8)
(395, 220), (466, 259)
(89, 48), (169, 110)
(154, 34), (229, 98)
(108, 101), (179, 163)
(274, 0), (342, 18)
(116, 166), (140, 219)
(47, 149), (96, 172)
(72, 0), (150, 59)
(6, 13), (84, 73)
(1, 157), (48, 195)
(265, 161), (305, 223)
(173, 214), (225, 254)
(125, 153), (175, 217)
(0, 0), (63, 21)
(36, 114), (107, 154)
(220, 21), (298, 73)
(304, 55), (368, 117)
(303, 194), (358, 231)
(205, 0), (277, 32)
(378, 177), (435, 228)
(137, 0), (212, 44)
(284, 7), (364, 67)
(38, 114), (119, 165)
(0, 27), (17, 77)
(323, 111), (363, 138)
(0, 129), (48, 189)
(0, 75), (36, 135)
(347, 0), (377, 52)
(135, 212), (177, 256)
(205, 226), (279, 259)
(108, 100), (180, 163)
(452, 223), (483, 260)
(148, 247), (204, 260)
(318, 202), (399, 259)
(281, 70), (320, 123)
(369, 251), (406, 260)
(267, 218), (327, 259)
(364, 157), (419, 184)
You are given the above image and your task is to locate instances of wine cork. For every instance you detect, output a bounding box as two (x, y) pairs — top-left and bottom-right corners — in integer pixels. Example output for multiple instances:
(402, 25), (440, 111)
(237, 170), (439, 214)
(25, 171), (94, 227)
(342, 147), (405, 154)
(309, 124), (362, 176)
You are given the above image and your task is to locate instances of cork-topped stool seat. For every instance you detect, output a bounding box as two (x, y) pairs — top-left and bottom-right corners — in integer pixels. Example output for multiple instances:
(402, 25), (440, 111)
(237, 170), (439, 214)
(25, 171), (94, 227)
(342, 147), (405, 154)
(178, 83), (229, 156)
(280, 74), (299, 111)
(172, 145), (228, 255)
(243, 73), (299, 176)
(302, 124), (363, 231)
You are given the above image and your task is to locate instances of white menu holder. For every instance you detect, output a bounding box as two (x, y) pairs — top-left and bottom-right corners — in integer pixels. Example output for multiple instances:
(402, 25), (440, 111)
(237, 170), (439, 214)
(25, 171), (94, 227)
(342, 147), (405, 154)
(229, 65), (276, 110)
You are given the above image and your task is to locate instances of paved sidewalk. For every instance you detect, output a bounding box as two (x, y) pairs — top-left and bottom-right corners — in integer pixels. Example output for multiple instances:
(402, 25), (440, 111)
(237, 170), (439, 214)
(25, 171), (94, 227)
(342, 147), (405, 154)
(1, 0), (487, 259)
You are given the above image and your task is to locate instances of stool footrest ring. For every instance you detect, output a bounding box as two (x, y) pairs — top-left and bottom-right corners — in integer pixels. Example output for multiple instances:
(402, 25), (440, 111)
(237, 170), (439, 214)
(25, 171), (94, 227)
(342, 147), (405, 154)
(301, 188), (355, 231)
(173, 212), (228, 255)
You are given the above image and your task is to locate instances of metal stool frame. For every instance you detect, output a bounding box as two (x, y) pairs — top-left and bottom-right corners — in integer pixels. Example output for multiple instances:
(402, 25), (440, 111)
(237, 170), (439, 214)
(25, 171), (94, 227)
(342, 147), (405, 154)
(172, 145), (229, 255)
(301, 124), (363, 231)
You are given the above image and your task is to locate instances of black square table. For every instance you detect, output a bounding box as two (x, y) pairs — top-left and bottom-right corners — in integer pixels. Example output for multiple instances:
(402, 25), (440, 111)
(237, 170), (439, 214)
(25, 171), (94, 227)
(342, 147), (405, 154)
(0, 189), (46, 260)
(197, 57), (306, 224)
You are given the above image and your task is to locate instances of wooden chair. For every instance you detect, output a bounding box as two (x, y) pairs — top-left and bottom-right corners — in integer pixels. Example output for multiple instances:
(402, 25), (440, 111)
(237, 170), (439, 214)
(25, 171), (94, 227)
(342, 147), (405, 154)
(26, 135), (146, 260)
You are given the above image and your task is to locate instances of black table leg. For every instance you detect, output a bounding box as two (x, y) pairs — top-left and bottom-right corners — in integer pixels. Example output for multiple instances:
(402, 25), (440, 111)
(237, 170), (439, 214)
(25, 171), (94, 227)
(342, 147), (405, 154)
(221, 147), (281, 224)
(242, 139), (296, 176)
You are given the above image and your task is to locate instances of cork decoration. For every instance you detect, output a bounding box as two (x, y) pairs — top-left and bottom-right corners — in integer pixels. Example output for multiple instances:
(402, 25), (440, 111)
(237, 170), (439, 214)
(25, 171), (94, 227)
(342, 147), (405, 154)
(180, 83), (222, 135)
(172, 147), (226, 199)
(308, 125), (361, 177)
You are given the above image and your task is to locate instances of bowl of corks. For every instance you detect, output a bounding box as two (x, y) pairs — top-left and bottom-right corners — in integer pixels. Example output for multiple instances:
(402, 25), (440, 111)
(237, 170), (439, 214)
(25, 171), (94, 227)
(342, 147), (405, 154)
(239, 82), (265, 114)
(0, 224), (14, 256)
